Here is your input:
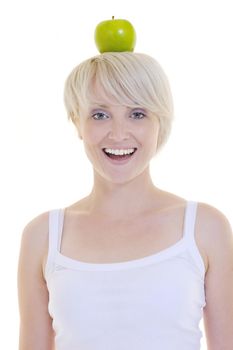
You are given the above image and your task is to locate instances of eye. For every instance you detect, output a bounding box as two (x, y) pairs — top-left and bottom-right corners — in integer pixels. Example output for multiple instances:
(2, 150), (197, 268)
(131, 110), (146, 119)
(91, 112), (109, 120)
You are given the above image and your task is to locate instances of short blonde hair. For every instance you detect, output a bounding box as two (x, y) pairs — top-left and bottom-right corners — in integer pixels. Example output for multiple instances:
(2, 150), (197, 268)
(64, 52), (174, 151)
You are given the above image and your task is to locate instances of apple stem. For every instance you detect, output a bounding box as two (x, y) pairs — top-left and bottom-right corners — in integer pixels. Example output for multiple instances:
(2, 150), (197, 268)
(112, 16), (114, 20)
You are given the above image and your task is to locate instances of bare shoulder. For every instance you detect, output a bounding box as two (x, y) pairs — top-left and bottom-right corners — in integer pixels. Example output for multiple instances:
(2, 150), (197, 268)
(18, 212), (55, 349)
(195, 202), (233, 271)
(19, 211), (50, 274)
(21, 211), (49, 247)
(196, 202), (232, 243)
(195, 203), (233, 348)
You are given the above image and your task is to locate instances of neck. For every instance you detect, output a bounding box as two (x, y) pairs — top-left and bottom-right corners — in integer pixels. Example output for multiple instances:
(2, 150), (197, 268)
(86, 167), (162, 220)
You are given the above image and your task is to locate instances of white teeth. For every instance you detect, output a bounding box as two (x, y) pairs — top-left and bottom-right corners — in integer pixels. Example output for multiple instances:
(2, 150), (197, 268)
(104, 148), (135, 155)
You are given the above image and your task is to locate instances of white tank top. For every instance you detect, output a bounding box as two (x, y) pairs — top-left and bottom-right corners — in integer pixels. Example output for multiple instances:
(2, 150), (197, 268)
(45, 201), (206, 350)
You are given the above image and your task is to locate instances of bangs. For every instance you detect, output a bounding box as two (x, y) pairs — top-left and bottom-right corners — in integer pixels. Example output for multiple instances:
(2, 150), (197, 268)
(80, 53), (170, 117)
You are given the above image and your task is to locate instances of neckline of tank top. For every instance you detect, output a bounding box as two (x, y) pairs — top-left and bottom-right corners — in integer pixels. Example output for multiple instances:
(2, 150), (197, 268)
(52, 201), (205, 272)
(55, 236), (188, 271)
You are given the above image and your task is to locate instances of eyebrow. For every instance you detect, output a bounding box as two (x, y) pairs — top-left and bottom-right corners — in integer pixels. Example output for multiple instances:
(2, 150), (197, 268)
(91, 104), (110, 108)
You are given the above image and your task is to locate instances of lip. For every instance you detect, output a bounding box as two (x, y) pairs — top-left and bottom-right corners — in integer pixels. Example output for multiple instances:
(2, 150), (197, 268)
(102, 148), (137, 165)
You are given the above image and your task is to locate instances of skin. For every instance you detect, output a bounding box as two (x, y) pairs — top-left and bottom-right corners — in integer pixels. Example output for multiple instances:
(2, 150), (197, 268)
(18, 81), (233, 349)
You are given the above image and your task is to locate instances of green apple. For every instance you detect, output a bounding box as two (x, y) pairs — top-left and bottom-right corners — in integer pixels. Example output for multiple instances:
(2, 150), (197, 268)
(94, 16), (136, 53)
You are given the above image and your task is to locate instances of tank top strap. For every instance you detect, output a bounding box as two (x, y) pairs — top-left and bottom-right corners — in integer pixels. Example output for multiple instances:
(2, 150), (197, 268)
(183, 201), (198, 241)
(49, 208), (65, 252)
(183, 201), (206, 276)
(45, 209), (65, 280)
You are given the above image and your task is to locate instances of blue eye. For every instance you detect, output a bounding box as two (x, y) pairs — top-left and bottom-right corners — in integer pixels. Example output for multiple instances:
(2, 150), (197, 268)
(131, 111), (146, 119)
(92, 112), (109, 120)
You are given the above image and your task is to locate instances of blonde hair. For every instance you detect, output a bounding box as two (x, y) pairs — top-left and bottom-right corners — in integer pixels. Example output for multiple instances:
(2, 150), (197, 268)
(64, 52), (174, 150)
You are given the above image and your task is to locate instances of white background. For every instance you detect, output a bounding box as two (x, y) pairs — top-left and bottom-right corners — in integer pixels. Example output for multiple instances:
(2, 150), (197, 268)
(0, 0), (232, 348)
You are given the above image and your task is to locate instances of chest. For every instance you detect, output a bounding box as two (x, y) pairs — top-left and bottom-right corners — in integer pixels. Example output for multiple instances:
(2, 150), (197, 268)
(60, 210), (185, 264)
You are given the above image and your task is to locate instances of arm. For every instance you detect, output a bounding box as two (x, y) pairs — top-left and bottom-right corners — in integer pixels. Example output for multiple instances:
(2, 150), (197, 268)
(197, 203), (233, 350)
(18, 212), (55, 350)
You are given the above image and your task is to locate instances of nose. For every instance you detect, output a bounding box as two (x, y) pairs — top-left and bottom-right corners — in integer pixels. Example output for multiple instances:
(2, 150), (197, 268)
(108, 118), (130, 141)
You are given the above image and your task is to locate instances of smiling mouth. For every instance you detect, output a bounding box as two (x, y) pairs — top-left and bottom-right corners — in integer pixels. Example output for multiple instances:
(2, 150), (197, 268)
(102, 148), (137, 160)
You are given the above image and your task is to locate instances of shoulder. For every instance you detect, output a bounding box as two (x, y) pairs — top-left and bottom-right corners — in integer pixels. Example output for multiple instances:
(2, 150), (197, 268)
(195, 203), (233, 347)
(19, 211), (50, 273)
(21, 211), (50, 246)
(18, 212), (56, 347)
(196, 202), (232, 239)
(195, 202), (233, 272)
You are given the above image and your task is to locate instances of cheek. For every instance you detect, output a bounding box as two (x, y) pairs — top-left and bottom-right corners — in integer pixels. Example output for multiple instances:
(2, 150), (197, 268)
(82, 124), (103, 145)
(151, 120), (160, 140)
(139, 122), (160, 143)
(143, 122), (160, 152)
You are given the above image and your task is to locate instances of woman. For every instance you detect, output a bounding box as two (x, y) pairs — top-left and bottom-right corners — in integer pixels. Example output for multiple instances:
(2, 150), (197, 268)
(18, 52), (233, 349)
